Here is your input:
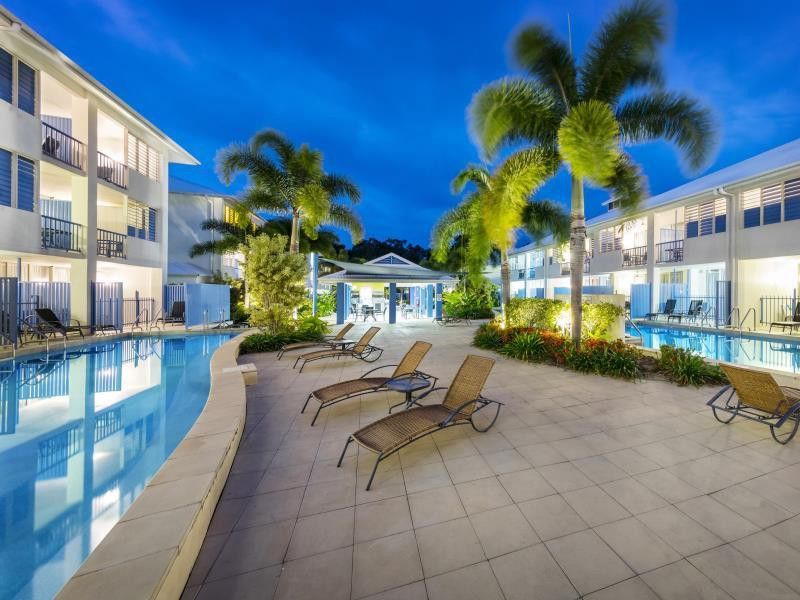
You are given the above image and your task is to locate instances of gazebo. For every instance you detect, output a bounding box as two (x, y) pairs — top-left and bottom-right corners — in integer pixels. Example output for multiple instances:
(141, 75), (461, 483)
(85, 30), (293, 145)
(315, 253), (458, 324)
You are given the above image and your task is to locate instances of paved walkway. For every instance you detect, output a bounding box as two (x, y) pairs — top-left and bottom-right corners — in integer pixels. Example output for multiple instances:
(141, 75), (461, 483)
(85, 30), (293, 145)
(183, 321), (800, 600)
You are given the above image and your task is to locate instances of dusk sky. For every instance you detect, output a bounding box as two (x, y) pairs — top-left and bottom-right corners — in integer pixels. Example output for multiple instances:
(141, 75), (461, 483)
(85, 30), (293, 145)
(9, 0), (800, 247)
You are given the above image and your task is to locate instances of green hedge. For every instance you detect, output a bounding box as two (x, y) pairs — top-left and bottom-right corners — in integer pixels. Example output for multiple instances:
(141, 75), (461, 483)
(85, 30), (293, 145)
(505, 298), (623, 341)
(240, 316), (329, 354)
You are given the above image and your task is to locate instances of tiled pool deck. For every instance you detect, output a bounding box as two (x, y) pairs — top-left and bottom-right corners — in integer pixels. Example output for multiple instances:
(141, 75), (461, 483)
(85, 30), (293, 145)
(183, 321), (800, 600)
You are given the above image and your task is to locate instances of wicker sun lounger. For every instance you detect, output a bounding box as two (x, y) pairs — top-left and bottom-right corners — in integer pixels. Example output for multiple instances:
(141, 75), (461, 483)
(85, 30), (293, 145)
(708, 364), (800, 444)
(302, 340), (434, 426)
(769, 302), (800, 334)
(294, 326), (382, 373)
(277, 322), (354, 359)
(338, 354), (501, 490)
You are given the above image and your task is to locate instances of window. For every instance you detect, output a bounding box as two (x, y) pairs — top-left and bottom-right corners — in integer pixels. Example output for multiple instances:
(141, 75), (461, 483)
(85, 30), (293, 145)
(126, 133), (161, 181)
(0, 48), (11, 104)
(17, 157), (35, 212)
(762, 183), (782, 225)
(685, 198), (726, 237)
(598, 226), (621, 252)
(742, 188), (761, 228)
(127, 199), (157, 241)
(17, 60), (35, 115)
(223, 204), (237, 224)
(0, 149), (10, 207)
(741, 179), (800, 227)
(531, 249), (544, 268)
(785, 178), (800, 221)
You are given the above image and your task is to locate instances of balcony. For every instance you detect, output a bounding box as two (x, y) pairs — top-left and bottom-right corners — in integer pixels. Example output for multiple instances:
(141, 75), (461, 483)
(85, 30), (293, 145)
(97, 228), (126, 259)
(656, 239), (684, 264)
(97, 152), (128, 189)
(41, 216), (84, 253)
(622, 245), (647, 267)
(41, 123), (86, 171)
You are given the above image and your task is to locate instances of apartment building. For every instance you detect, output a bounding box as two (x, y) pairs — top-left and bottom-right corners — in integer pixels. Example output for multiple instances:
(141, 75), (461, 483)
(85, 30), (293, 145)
(509, 139), (800, 328)
(0, 7), (196, 326)
(167, 176), (264, 284)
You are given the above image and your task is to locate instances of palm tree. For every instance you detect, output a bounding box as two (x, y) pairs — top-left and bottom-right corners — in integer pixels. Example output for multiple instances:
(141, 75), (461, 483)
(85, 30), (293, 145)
(469, 0), (715, 344)
(216, 130), (363, 253)
(431, 147), (569, 312)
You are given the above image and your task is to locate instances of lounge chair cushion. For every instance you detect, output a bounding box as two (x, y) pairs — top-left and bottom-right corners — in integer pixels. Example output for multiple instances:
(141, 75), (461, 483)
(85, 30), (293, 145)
(312, 377), (391, 404)
(353, 405), (469, 454)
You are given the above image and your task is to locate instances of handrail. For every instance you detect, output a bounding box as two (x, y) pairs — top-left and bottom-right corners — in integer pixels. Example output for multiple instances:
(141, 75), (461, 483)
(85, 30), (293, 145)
(148, 308), (163, 333)
(626, 316), (643, 338)
(739, 307), (756, 333)
(726, 306), (740, 329)
(41, 122), (86, 170)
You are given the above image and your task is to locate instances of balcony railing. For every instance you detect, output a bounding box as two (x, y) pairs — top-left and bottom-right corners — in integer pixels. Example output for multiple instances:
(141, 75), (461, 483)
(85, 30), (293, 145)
(97, 152), (128, 189)
(97, 228), (126, 259)
(41, 216), (84, 253)
(41, 123), (86, 170)
(655, 239), (684, 264)
(622, 245), (648, 267)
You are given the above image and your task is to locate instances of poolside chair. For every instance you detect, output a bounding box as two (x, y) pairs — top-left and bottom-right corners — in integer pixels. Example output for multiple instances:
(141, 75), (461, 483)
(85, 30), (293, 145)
(708, 364), (800, 444)
(156, 301), (185, 326)
(293, 326), (382, 373)
(34, 308), (87, 338)
(668, 299), (703, 323)
(769, 302), (800, 334)
(434, 315), (472, 326)
(338, 354), (501, 490)
(645, 299), (676, 320)
(277, 322), (354, 359)
(301, 340), (435, 426)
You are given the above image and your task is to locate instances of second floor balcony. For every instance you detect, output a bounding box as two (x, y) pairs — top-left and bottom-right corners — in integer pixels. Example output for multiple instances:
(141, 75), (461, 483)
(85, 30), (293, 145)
(41, 122), (85, 171)
(41, 215), (84, 253)
(97, 228), (126, 259)
(656, 239), (684, 264)
(97, 152), (128, 189)
(622, 245), (648, 267)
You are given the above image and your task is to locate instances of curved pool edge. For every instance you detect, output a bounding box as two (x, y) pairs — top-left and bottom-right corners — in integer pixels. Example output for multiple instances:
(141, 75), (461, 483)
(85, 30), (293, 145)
(55, 331), (252, 600)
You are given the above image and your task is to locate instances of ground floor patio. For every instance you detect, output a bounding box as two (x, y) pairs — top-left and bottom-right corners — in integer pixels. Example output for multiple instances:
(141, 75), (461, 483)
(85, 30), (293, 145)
(183, 321), (800, 600)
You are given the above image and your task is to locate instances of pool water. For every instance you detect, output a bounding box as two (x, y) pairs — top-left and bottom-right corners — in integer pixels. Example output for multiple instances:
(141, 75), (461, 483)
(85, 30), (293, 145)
(628, 324), (800, 373)
(0, 334), (233, 600)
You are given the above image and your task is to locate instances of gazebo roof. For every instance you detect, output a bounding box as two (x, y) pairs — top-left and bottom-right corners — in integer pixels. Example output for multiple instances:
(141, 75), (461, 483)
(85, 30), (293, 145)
(319, 253), (457, 284)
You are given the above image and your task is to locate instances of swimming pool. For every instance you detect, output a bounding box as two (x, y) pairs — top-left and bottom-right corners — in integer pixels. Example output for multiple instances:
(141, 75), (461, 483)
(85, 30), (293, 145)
(0, 334), (233, 600)
(628, 323), (800, 373)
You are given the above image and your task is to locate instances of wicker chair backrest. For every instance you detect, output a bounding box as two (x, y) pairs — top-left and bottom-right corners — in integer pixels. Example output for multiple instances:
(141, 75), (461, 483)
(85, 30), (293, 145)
(333, 322), (355, 341)
(353, 327), (381, 353)
(392, 341), (432, 377)
(443, 355), (495, 415)
(720, 364), (790, 415)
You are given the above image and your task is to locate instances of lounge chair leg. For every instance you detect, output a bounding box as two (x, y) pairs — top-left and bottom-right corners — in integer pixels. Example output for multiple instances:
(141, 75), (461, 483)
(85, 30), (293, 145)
(301, 393), (312, 413)
(293, 357), (301, 369)
(277, 349), (283, 360)
(310, 404), (324, 427)
(299, 360), (307, 373)
(365, 454), (382, 491)
(337, 436), (353, 467)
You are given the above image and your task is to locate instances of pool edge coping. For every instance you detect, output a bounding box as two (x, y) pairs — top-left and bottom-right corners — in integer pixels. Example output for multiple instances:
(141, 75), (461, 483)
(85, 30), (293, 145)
(54, 331), (251, 600)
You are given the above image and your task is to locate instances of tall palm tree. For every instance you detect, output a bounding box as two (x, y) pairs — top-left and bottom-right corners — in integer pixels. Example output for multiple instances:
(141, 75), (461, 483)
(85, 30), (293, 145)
(469, 0), (715, 344)
(431, 147), (570, 311)
(217, 130), (363, 253)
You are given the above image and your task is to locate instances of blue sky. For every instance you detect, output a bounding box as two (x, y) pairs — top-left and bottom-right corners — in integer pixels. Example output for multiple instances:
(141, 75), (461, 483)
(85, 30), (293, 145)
(9, 0), (800, 246)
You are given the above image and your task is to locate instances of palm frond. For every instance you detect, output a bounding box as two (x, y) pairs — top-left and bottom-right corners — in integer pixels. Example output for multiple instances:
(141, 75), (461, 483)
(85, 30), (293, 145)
(606, 153), (647, 212)
(615, 91), (716, 172)
(512, 24), (578, 107)
(199, 218), (247, 238)
(469, 78), (561, 159)
(431, 201), (471, 261)
(579, 0), (665, 103)
(215, 143), (285, 187)
(239, 186), (292, 215)
(325, 203), (364, 243)
(557, 100), (620, 185)
(522, 199), (571, 242)
(451, 165), (491, 194)
(321, 173), (361, 204)
(251, 129), (295, 170)
(290, 145), (324, 187)
(188, 238), (240, 258)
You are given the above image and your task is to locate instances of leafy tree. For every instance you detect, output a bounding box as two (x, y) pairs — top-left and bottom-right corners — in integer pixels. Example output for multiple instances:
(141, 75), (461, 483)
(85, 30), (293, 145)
(217, 129), (363, 253)
(241, 234), (308, 333)
(431, 149), (570, 312)
(469, 0), (715, 344)
(347, 237), (431, 264)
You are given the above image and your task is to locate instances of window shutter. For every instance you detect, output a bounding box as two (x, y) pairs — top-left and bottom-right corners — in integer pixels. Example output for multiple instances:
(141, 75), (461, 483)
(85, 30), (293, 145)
(0, 149), (11, 207)
(0, 48), (11, 104)
(698, 201), (714, 236)
(17, 156), (35, 211)
(742, 188), (761, 228)
(714, 198), (726, 233)
(761, 183), (782, 225)
(784, 178), (800, 221)
(685, 204), (699, 238)
(17, 60), (36, 115)
(148, 207), (157, 241)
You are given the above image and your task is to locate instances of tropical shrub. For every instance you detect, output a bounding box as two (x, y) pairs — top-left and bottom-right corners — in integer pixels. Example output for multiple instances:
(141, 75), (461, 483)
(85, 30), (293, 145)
(566, 339), (641, 380)
(473, 323), (505, 350)
(296, 316), (329, 337)
(239, 316), (328, 354)
(581, 303), (625, 340)
(658, 345), (728, 386)
(500, 331), (548, 362)
(505, 298), (623, 340)
(297, 289), (336, 318)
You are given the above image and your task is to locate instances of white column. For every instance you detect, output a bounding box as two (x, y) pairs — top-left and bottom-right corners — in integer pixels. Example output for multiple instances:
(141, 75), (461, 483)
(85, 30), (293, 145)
(646, 213), (656, 312)
(726, 191), (738, 311)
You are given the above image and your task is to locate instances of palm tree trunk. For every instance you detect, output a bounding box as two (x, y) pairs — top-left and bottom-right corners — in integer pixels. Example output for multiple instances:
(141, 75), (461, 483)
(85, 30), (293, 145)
(500, 247), (511, 317)
(289, 213), (300, 254)
(569, 176), (586, 346)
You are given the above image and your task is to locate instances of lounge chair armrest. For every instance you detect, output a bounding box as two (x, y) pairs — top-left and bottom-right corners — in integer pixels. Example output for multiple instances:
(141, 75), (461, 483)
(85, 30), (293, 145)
(416, 385), (449, 401)
(706, 385), (733, 406)
(440, 395), (503, 427)
(361, 364), (398, 378)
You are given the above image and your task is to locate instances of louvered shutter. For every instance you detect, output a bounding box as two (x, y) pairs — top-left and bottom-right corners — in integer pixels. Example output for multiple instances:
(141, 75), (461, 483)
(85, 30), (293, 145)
(17, 156), (35, 211)
(147, 208), (157, 241)
(0, 149), (11, 207)
(0, 48), (11, 104)
(742, 188), (761, 228)
(699, 201), (714, 236)
(17, 60), (35, 115)
(784, 178), (800, 222)
(762, 183), (782, 225)
(685, 204), (699, 237)
(714, 198), (726, 233)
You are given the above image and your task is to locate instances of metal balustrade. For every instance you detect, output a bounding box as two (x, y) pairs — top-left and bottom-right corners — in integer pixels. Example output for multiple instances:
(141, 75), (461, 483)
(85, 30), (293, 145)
(97, 228), (126, 258)
(655, 239), (684, 264)
(41, 215), (83, 253)
(97, 152), (128, 189)
(622, 245), (648, 267)
(41, 122), (86, 170)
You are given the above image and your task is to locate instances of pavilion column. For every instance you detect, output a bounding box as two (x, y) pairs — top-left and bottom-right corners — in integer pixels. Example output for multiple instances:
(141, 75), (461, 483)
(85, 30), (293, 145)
(335, 283), (346, 325)
(389, 283), (397, 324)
(426, 284), (434, 317)
(435, 283), (443, 320)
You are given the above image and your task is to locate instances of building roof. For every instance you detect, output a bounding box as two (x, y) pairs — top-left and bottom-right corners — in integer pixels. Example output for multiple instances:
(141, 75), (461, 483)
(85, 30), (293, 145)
(0, 6), (197, 166)
(512, 137), (800, 255)
(168, 176), (265, 225)
(320, 254), (457, 284)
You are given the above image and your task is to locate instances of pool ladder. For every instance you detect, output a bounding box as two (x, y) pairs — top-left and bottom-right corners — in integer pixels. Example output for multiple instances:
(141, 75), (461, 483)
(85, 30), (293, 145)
(726, 306), (756, 336)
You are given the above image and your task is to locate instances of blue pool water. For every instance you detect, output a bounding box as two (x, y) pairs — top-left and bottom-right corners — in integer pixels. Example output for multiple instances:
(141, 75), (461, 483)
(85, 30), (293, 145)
(0, 334), (233, 600)
(628, 324), (800, 373)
